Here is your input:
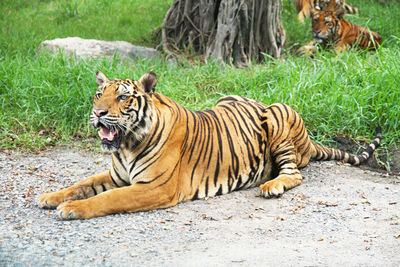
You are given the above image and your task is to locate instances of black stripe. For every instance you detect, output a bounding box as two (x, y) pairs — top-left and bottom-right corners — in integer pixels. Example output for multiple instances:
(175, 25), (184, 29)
(273, 147), (294, 159)
(109, 170), (120, 187)
(217, 96), (239, 104)
(237, 102), (262, 132)
(192, 189), (199, 200)
(135, 171), (165, 184)
(153, 93), (170, 106)
(205, 176), (209, 197)
(269, 107), (280, 136)
(154, 161), (180, 188)
(277, 159), (296, 169)
(216, 185), (223, 196)
(292, 122), (305, 141)
(261, 122), (269, 141)
(91, 184), (97, 195)
(282, 104), (290, 121)
(201, 113), (213, 165)
(214, 159), (220, 187)
(290, 109), (297, 131)
(129, 123), (165, 172)
(113, 167), (130, 186)
(221, 118), (240, 179)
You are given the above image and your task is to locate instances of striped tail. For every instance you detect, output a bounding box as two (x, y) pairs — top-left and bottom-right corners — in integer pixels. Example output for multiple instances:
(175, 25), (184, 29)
(311, 127), (382, 165)
(344, 3), (358, 14)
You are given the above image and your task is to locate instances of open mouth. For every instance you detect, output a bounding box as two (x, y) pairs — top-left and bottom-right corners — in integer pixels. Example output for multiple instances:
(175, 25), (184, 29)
(98, 124), (122, 152)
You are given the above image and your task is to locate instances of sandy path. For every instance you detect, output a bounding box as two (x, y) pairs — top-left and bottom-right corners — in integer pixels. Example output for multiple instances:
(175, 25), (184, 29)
(0, 147), (399, 266)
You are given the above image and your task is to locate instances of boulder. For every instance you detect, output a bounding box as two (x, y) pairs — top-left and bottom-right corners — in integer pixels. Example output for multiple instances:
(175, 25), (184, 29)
(39, 37), (159, 61)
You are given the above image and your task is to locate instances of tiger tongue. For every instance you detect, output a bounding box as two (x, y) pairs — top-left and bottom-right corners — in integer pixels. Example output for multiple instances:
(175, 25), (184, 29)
(100, 127), (119, 141)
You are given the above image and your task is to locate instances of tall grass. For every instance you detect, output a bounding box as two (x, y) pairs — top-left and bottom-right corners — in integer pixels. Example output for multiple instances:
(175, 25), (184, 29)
(0, 0), (172, 56)
(0, 0), (399, 152)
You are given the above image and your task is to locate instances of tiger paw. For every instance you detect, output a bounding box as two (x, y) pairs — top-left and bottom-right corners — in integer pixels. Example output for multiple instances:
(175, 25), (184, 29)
(259, 180), (286, 198)
(38, 192), (65, 209)
(57, 200), (92, 220)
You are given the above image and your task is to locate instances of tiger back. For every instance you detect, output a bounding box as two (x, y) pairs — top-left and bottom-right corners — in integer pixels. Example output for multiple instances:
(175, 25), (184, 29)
(295, 0), (358, 23)
(38, 72), (381, 219)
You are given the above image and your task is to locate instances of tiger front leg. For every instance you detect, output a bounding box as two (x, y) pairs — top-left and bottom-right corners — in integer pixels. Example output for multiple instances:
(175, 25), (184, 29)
(38, 170), (115, 209)
(297, 40), (317, 56)
(56, 181), (179, 219)
(260, 142), (303, 198)
(334, 41), (349, 53)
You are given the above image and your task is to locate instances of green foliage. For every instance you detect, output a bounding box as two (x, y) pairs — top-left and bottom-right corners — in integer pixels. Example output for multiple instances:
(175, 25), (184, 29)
(0, 0), (399, 151)
(0, 0), (172, 56)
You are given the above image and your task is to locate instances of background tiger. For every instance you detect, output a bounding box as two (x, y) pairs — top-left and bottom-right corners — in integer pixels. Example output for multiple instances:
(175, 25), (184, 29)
(310, 8), (383, 52)
(38, 71), (381, 219)
(295, 0), (358, 23)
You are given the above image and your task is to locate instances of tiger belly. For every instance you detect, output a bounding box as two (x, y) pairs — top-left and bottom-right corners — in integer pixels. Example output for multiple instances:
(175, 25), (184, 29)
(187, 153), (274, 201)
(176, 102), (274, 201)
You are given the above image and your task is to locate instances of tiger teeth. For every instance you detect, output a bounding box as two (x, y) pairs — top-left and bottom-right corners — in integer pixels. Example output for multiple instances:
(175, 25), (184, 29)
(100, 127), (119, 141)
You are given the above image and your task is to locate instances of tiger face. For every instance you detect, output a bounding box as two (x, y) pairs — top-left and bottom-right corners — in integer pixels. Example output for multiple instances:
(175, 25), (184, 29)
(311, 9), (343, 44)
(90, 71), (157, 152)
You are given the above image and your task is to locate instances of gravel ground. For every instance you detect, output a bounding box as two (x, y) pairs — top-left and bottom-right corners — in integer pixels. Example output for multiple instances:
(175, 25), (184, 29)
(0, 146), (399, 266)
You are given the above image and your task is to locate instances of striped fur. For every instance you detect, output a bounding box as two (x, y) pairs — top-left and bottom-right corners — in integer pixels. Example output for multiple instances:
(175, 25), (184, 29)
(311, 9), (382, 52)
(295, 0), (358, 23)
(38, 72), (382, 219)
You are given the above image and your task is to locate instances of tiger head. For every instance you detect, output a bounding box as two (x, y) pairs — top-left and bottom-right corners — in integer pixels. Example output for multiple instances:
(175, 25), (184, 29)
(90, 71), (157, 152)
(311, 9), (344, 44)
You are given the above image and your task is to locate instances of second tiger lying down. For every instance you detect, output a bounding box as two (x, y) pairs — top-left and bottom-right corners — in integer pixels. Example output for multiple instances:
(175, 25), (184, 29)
(38, 71), (381, 219)
(313, 9), (382, 51)
(300, 8), (383, 54)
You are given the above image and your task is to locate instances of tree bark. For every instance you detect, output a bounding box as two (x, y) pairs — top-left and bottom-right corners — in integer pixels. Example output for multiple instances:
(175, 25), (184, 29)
(161, 0), (285, 66)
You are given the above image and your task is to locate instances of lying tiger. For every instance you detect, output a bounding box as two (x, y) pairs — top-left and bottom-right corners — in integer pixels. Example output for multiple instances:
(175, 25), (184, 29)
(295, 0), (358, 23)
(38, 71), (381, 219)
(299, 8), (382, 54)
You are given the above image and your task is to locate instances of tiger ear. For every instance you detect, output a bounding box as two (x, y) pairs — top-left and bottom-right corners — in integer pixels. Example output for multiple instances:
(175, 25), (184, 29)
(138, 72), (157, 94)
(96, 71), (109, 87)
(336, 8), (345, 19)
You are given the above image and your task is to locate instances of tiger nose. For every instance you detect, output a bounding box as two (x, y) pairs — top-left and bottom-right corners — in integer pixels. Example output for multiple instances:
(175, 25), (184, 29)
(93, 109), (108, 117)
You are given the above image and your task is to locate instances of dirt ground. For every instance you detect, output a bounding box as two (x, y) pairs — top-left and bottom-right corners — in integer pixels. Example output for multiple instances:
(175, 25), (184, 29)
(0, 146), (399, 266)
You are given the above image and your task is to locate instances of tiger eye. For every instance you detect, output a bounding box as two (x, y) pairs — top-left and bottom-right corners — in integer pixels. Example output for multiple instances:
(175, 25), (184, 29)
(117, 95), (129, 102)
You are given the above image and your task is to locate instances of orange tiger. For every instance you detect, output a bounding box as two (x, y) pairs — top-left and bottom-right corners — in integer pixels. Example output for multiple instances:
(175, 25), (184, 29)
(311, 8), (382, 52)
(295, 0), (358, 23)
(38, 71), (381, 219)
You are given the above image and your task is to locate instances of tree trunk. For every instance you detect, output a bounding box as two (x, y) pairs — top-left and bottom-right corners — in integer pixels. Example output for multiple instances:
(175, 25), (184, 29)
(161, 0), (285, 67)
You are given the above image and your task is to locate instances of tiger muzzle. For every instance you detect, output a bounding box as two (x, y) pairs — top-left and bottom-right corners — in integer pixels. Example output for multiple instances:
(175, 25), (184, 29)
(90, 109), (123, 152)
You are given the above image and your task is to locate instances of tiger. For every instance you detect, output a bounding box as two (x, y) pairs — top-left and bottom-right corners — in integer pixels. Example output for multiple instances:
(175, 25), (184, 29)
(310, 8), (383, 52)
(295, 0), (358, 23)
(38, 71), (382, 219)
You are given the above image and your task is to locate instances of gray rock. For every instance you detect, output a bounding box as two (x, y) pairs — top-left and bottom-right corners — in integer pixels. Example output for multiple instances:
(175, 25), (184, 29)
(39, 37), (159, 61)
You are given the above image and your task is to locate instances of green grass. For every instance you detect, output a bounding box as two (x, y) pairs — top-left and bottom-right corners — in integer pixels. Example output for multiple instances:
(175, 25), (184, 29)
(0, 0), (172, 56)
(0, 0), (399, 159)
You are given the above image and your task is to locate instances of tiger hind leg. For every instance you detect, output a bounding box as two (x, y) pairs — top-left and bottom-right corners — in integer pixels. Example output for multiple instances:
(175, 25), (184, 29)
(260, 141), (303, 198)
